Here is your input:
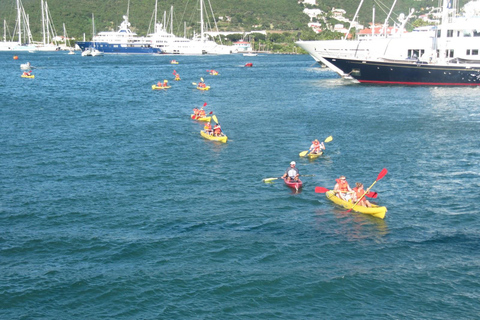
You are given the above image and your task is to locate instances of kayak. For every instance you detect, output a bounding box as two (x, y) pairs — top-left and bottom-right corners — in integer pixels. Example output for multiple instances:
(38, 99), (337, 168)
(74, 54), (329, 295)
(21, 74), (35, 78)
(152, 85), (171, 90)
(197, 86), (210, 91)
(307, 151), (323, 159)
(200, 130), (227, 143)
(209, 72), (219, 76)
(325, 190), (387, 219)
(245, 63), (253, 67)
(191, 114), (212, 122)
(283, 178), (303, 191)
(170, 61), (179, 64)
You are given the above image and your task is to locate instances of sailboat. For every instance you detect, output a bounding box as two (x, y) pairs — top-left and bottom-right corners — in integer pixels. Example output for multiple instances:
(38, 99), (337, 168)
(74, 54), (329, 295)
(148, 0), (238, 55)
(35, 0), (61, 51)
(0, 0), (37, 52)
(63, 23), (75, 54)
(81, 14), (103, 56)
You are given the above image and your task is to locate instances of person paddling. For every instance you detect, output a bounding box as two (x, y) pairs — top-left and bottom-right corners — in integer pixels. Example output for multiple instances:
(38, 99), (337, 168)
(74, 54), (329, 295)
(281, 161), (300, 182)
(213, 123), (223, 136)
(204, 122), (213, 135)
(334, 175), (353, 201)
(353, 182), (372, 207)
(309, 139), (325, 154)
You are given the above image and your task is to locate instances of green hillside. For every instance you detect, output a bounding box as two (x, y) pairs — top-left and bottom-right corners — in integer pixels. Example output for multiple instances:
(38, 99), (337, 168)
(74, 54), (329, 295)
(0, 0), (469, 43)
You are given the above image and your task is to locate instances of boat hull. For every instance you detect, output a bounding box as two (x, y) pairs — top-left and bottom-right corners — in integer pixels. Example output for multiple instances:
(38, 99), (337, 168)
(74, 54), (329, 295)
(324, 56), (480, 86)
(200, 130), (227, 143)
(21, 74), (35, 79)
(76, 42), (162, 54)
(196, 86), (210, 91)
(307, 151), (323, 159)
(284, 179), (303, 190)
(191, 114), (211, 122)
(325, 190), (386, 219)
(152, 85), (171, 90)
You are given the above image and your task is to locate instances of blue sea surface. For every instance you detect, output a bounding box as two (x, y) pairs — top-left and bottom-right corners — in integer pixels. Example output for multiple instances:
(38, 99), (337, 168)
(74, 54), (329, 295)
(1, 52), (480, 319)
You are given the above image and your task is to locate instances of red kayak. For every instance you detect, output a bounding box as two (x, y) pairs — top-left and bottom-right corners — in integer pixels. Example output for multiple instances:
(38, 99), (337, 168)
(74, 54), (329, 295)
(245, 62), (253, 67)
(283, 178), (303, 191)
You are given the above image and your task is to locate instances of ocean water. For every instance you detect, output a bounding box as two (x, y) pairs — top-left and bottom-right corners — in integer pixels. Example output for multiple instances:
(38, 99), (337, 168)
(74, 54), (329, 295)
(1, 51), (480, 319)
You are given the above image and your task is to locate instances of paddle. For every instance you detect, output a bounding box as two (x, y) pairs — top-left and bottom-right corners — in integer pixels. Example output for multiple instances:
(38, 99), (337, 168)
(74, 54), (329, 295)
(346, 168), (388, 212)
(299, 136), (333, 157)
(212, 115), (218, 124)
(314, 186), (378, 198)
(263, 174), (315, 183)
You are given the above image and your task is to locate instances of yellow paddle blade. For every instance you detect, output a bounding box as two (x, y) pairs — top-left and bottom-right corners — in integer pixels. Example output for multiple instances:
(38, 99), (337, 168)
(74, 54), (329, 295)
(299, 150), (308, 157)
(262, 177), (279, 183)
(201, 77), (204, 82)
(192, 82), (197, 85)
(324, 136), (333, 143)
(212, 115), (218, 124)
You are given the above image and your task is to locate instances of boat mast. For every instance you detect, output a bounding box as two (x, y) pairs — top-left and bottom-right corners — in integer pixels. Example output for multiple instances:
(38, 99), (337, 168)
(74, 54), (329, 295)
(170, 6), (173, 34)
(41, 0), (46, 44)
(372, 5), (375, 37)
(17, 0), (21, 44)
(200, 0), (204, 42)
(381, 0), (398, 37)
(344, 0), (364, 40)
(438, 0), (450, 62)
(154, 0), (158, 33)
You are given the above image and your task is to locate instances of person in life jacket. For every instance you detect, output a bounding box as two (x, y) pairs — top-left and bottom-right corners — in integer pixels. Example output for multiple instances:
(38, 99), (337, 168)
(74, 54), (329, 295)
(198, 81), (206, 88)
(163, 80), (168, 87)
(334, 175), (353, 201)
(282, 161), (300, 182)
(213, 123), (222, 136)
(192, 107), (199, 119)
(204, 122), (213, 135)
(353, 182), (372, 207)
(157, 81), (163, 87)
(198, 109), (206, 118)
(23, 70), (32, 76)
(309, 139), (325, 154)
(174, 73), (181, 80)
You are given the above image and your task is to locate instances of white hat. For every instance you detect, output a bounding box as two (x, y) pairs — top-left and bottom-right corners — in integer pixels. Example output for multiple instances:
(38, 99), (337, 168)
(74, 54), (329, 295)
(290, 161), (296, 165)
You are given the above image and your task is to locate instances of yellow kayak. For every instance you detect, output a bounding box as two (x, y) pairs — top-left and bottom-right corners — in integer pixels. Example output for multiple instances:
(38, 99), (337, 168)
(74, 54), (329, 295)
(200, 130), (227, 143)
(197, 86), (210, 91)
(325, 190), (387, 219)
(307, 152), (323, 159)
(152, 85), (171, 90)
(21, 74), (35, 79)
(191, 114), (212, 122)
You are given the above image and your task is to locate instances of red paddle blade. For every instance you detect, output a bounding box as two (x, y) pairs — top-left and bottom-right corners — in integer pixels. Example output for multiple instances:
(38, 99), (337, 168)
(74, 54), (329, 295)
(366, 191), (378, 198)
(377, 168), (388, 181)
(208, 111), (213, 114)
(314, 186), (329, 193)
(203, 102), (207, 107)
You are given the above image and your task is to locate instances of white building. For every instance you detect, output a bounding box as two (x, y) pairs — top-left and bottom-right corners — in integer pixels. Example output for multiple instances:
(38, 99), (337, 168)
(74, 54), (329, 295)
(303, 8), (323, 21)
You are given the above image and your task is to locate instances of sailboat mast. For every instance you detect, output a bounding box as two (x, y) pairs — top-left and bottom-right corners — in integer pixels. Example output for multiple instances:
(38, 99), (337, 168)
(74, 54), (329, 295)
(170, 6), (173, 34)
(154, 0), (158, 33)
(41, 0), (46, 44)
(17, 0), (21, 44)
(200, 0), (204, 42)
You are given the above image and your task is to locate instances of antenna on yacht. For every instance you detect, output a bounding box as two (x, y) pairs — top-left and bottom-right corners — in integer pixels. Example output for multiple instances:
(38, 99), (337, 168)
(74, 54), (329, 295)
(381, 0), (398, 37)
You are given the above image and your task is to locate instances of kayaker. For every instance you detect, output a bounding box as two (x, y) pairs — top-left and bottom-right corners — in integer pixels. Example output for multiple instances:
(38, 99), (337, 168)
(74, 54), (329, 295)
(353, 182), (372, 207)
(157, 81), (163, 87)
(198, 81), (206, 88)
(23, 70), (31, 76)
(198, 109), (206, 118)
(213, 123), (222, 136)
(175, 74), (181, 80)
(204, 122), (213, 135)
(281, 161), (300, 182)
(309, 139), (325, 154)
(163, 80), (168, 86)
(334, 175), (353, 201)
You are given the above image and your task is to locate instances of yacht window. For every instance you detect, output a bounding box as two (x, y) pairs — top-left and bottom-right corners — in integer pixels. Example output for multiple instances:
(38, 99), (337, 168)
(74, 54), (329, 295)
(447, 30), (453, 37)
(473, 49), (479, 55)
(474, 30), (480, 37)
(464, 30), (472, 37)
(467, 49), (471, 55)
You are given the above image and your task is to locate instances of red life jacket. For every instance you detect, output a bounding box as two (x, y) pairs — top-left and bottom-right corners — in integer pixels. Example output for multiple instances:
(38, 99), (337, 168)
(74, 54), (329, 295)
(204, 123), (212, 130)
(214, 125), (221, 134)
(336, 179), (350, 192)
(352, 187), (364, 199)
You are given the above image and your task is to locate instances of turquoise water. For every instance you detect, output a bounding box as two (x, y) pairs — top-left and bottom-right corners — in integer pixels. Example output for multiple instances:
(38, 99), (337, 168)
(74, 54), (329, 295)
(1, 52), (480, 319)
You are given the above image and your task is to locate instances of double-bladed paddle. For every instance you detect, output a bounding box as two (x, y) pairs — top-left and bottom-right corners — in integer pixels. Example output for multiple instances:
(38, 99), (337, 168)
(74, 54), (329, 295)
(263, 174), (315, 183)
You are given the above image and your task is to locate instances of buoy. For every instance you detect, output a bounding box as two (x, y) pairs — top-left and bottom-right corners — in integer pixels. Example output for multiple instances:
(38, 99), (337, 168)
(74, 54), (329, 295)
(13, 56), (18, 60)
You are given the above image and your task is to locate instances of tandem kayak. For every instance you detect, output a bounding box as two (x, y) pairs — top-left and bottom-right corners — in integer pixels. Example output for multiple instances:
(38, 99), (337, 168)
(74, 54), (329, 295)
(191, 114), (212, 122)
(200, 130), (227, 143)
(325, 190), (387, 219)
(21, 74), (35, 79)
(283, 178), (303, 191)
(197, 86), (210, 91)
(152, 85), (171, 90)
